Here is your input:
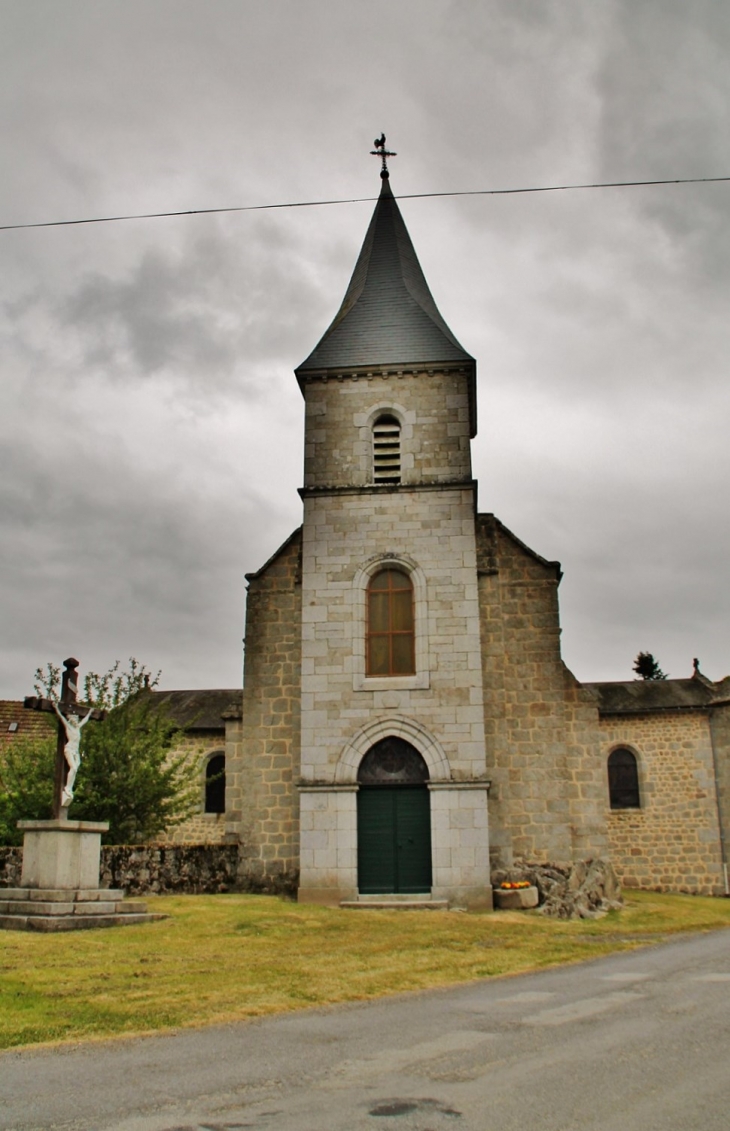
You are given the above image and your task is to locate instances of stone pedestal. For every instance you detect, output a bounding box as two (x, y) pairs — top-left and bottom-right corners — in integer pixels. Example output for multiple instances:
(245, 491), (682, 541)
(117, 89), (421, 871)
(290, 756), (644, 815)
(19, 819), (107, 890)
(0, 819), (164, 932)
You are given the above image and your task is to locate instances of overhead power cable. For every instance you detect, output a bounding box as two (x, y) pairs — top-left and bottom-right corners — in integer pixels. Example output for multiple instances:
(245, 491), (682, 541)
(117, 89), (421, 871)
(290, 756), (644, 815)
(0, 174), (728, 233)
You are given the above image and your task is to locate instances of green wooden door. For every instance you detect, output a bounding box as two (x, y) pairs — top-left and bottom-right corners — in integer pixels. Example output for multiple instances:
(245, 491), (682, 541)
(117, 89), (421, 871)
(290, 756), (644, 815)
(357, 786), (432, 894)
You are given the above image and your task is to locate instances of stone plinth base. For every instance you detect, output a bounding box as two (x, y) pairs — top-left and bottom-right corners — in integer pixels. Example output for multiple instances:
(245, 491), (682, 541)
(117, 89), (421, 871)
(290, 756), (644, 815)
(1, 819), (165, 931)
(0, 887), (165, 932)
(494, 885), (539, 910)
(18, 819), (108, 890)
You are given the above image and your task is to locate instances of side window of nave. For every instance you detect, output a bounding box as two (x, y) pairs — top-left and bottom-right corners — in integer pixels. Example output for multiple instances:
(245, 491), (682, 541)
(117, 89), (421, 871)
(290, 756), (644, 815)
(205, 751), (226, 814)
(608, 747), (640, 809)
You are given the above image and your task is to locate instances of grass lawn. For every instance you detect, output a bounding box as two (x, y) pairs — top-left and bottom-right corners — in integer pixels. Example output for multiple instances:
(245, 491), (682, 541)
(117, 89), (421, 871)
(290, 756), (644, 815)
(2, 889), (730, 1051)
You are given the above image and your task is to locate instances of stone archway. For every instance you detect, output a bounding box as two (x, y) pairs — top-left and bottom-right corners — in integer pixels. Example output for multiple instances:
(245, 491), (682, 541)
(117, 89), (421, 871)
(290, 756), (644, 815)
(335, 715), (451, 784)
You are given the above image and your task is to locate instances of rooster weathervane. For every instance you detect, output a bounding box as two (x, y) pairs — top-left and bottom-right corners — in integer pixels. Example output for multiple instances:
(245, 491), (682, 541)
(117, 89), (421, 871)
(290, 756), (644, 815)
(370, 133), (397, 178)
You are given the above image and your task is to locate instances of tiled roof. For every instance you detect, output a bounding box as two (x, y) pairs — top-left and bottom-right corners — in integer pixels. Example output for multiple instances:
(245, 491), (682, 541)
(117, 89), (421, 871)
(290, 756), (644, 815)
(0, 700), (56, 744)
(296, 175), (475, 375)
(148, 690), (241, 731)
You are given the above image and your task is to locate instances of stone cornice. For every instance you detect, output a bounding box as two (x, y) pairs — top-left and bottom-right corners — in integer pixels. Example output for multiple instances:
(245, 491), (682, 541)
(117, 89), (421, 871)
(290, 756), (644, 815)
(299, 479), (477, 500)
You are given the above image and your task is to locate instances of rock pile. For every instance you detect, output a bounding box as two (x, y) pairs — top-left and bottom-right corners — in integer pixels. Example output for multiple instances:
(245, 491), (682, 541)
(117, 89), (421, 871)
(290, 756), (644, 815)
(491, 857), (622, 919)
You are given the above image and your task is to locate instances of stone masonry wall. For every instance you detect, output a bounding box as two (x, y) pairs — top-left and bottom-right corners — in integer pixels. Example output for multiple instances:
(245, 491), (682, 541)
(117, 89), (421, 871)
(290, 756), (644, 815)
(299, 484), (489, 903)
(563, 672), (611, 860)
(157, 733), (228, 845)
(235, 529), (302, 890)
(300, 486), (487, 782)
(601, 711), (724, 894)
(709, 700), (730, 888)
(303, 369), (472, 489)
(478, 515), (608, 868)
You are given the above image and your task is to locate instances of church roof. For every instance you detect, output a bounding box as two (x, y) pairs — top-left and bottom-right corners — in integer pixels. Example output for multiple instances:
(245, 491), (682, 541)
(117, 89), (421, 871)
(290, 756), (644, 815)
(149, 689), (241, 731)
(296, 174), (475, 377)
(586, 677), (730, 714)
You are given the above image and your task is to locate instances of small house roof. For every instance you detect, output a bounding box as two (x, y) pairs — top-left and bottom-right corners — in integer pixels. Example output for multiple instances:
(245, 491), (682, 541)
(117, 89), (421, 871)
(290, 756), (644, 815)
(0, 700), (55, 744)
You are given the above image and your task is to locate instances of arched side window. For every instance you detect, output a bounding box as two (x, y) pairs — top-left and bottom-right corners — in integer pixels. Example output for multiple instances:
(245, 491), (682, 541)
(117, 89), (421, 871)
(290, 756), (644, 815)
(205, 751), (226, 814)
(366, 568), (415, 676)
(373, 414), (401, 484)
(607, 747), (640, 809)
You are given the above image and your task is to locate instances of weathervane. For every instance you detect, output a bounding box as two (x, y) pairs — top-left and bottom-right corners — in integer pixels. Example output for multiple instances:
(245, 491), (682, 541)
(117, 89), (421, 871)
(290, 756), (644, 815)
(370, 133), (397, 179)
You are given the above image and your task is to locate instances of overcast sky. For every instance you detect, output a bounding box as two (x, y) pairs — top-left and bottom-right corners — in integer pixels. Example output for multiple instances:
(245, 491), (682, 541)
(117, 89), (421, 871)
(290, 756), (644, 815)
(1, 0), (729, 699)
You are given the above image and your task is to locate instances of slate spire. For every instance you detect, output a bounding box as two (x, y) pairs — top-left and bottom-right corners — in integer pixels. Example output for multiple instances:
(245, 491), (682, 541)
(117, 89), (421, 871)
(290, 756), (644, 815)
(295, 172), (476, 391)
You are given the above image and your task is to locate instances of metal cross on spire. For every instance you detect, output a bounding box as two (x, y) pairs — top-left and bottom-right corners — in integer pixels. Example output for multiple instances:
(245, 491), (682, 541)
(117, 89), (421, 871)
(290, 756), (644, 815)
(370, 133), (397, 179)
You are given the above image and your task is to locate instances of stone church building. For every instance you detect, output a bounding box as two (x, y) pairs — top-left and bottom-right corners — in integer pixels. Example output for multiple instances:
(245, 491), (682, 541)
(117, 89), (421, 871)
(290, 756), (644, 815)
(165, 167), (730, 906)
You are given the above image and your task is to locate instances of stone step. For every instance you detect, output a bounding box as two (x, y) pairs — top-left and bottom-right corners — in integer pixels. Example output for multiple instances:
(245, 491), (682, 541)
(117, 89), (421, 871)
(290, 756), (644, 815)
(1, 887), (125, 902)
(0, 900), (76, 916)
(340, 899), (449, 910)
(0, 912), (166, 933)
(0, 898), (150, 917)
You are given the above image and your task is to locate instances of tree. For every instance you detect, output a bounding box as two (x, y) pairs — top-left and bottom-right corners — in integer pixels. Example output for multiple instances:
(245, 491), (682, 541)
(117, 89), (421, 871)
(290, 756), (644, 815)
(0, 733), (56, 845)
(71, 693), (201, 843)
(633, 652), (668, 681)
(0, 659), (201, 845)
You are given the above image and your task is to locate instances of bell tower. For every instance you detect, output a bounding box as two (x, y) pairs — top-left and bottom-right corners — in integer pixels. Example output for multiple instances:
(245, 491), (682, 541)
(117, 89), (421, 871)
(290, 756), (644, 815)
(295, 142), (491, 907)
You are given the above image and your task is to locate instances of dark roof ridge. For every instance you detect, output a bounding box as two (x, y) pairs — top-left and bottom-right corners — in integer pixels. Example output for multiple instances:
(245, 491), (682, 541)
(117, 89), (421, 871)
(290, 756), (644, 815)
(148, 688), (241, 731)
(584, 676), (730, 715)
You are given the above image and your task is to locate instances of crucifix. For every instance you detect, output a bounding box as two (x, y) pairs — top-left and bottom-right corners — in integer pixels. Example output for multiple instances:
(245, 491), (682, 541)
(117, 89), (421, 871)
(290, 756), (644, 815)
(370, 132), (397, 178)
(24, 657), (106, 820)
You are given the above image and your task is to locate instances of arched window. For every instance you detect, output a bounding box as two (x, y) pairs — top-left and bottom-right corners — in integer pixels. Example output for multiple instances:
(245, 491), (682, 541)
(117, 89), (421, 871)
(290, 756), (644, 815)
(373, 414), (401, 483)
(205, 752), (226, 814)
(608, 748), (640, 809)
(367, 568), (415, 676)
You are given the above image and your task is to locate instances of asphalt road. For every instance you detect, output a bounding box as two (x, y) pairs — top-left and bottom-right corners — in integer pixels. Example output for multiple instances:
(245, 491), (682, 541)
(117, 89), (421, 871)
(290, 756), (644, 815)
(3, 928), (730, 1131)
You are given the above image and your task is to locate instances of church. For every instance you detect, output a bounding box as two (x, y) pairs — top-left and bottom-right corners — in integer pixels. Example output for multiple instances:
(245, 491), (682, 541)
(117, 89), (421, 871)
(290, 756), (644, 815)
(166, 158), (730, 906)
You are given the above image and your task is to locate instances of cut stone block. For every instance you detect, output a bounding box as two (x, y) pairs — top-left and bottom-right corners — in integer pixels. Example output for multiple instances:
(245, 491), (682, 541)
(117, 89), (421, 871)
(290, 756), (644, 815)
(493, 885), (539, 910)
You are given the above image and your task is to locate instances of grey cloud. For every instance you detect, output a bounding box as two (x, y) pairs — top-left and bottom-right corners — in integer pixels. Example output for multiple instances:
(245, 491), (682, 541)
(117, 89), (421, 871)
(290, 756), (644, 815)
(3, 221), (333, 405)
(1, 0), (729, 699)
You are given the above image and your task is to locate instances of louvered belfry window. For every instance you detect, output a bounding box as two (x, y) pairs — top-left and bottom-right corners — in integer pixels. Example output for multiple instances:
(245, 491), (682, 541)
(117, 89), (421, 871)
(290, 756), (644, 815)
(367, 568), (415, 676)
(373, 414), (401, 483)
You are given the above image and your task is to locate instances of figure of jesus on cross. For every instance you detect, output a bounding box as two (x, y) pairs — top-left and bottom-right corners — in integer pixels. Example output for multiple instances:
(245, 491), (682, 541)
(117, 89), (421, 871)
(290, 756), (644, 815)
(24, 657), (106, 819)
(52, 701), (93, 807)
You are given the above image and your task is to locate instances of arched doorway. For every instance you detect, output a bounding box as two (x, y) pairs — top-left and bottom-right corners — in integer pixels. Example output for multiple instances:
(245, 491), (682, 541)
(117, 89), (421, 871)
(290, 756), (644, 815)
(357, 737), (432, 894)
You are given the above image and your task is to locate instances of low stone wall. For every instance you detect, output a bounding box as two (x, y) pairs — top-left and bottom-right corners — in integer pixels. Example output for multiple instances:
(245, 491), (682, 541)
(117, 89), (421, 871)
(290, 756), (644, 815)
(1, 841), (301, 897)
(0, 847), (22, 887)
(100, 844), (241, 895)
(492, 858), (622, 919)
